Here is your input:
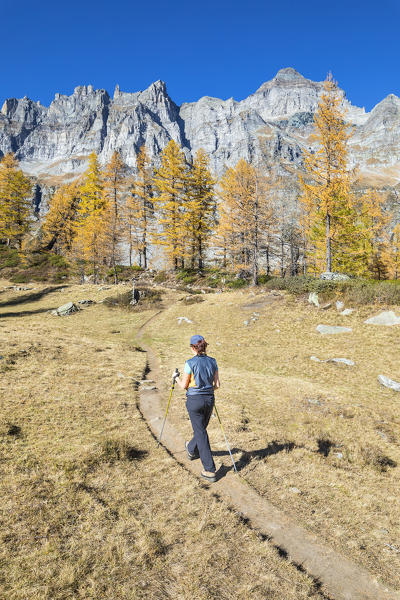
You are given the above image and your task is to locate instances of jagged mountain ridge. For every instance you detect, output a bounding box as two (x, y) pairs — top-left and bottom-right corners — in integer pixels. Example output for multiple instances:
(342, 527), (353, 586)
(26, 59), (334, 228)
(1, 67), (400, 188)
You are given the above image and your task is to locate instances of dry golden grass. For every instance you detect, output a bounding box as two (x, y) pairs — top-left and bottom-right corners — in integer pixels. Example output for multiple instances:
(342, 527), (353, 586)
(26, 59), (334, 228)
(0, 281), (325, 599)
(144, 288), (400, 590)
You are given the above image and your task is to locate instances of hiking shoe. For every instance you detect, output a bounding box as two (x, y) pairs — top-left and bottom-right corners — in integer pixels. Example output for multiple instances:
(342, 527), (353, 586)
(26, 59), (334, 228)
(201, 470), (216, 483)
(185, 441), (199, 460)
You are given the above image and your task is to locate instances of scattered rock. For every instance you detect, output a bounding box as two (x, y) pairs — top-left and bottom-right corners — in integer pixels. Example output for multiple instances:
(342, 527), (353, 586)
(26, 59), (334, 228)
(316, 324), (352, 335)
(243, 320), (249, 326)
(335, 452), (344, 459)
(364, 311), (400, 326)
(307, 398), (322, 406)
(328, 358), (355, 366)
(99, 286), (111, 291)
(78, 299), (95, 305)
(378, 375), (400, 392)
(321, 303), (332, 310)
(320, 272), (350, 281)
(308, 292), (320, 307)
(140, 379), (155, 384)
(336, 301), (345, 311)
(384, 543), (400, 553)
(310, 356), (323, 362)
(13, 286), (33, 291)
(52, 302), (80, 316)
(141, 385), (157, 391)
(177, 316), (193, 325)
(310, 356), (355, 366)
(340, 308), (354, 316)
(289, 487), (301, 494)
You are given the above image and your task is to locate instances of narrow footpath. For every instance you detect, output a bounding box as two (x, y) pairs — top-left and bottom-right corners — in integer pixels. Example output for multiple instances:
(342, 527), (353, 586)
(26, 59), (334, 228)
(137, 310), (400, 600)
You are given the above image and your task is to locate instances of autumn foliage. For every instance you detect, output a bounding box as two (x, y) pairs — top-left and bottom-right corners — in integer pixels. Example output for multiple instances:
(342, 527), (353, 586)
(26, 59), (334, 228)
(2, 74), (400, 283)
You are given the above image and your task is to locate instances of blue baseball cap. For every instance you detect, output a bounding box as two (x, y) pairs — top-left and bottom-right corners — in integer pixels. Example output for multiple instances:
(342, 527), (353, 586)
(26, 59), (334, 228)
(190, 334), (204, 345)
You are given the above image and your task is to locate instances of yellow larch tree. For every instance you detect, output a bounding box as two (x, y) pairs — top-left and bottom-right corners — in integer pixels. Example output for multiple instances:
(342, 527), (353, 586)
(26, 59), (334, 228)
(0, 153), (32, 248)
(184, 148), (216, 270)
(152, 140), (188, 269)
(103, 151), (127, 283)
(358, 189), (392, 279)
(218, 159), (272, 285)
(299, 74), (359, 274)
(391, 223), (400, 279)
(41, 182), (81, 253)
(73, 152), (107, 283)
(125, 145), (154, 268)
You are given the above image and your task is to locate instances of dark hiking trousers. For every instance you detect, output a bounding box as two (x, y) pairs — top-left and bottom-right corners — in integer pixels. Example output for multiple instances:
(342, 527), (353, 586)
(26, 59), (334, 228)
(186, 394), (216, 473)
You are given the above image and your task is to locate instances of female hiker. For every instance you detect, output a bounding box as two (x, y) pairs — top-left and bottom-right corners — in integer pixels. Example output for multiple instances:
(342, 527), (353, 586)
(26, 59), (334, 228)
(174, 334), (220, 483)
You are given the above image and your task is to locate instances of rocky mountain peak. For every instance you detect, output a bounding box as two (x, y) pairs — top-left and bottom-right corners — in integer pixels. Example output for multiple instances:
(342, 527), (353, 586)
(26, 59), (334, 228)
(0, 69), (399, 188)
(273, 67), (306, 82)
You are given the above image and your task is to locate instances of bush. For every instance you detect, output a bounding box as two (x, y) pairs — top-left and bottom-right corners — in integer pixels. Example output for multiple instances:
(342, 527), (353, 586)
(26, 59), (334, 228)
(105, 264), (144, 281)
(0, 245), (21, 268)
(10, 273), (31, 284)
(226, 278), (248, 289)
(103, 287), (163, 310)
(260, 276), (400, 305)
(154, 271), (167, 283)
(176, 269), (197, 285)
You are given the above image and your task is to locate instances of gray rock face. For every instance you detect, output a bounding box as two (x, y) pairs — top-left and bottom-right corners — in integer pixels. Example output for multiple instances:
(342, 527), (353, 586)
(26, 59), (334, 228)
(364, 311), (400, 326)
(0, 67), (399, 190)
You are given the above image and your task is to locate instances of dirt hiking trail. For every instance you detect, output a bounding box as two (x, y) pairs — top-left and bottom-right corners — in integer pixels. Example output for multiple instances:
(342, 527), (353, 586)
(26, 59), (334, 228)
(137, 310), (400, 600)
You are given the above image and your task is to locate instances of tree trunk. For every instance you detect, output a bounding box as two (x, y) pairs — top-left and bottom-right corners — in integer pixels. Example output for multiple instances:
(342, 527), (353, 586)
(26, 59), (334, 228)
(128, 225), (132, 267)
(326, 212), (332, 272)
(198, 235), (203, 271)
(280, 239), (285, 278)
(303, 235), (307, 276)
(252, 179), (259, 286)
(265, 245), (270, 276)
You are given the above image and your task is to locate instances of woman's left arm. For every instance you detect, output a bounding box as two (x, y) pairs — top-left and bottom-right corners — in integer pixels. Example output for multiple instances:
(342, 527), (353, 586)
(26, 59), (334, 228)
(175, 372), (190, 390)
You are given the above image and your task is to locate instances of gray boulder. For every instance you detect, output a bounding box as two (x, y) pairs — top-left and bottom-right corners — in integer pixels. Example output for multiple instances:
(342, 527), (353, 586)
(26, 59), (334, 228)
(308, 292), (320, 307)
(78, 299), (95, 305)
(319, 272), (350, 281)
(53, 302), (80, 316)
(316, 324), (352, 334)
(336, 300), (345, 311)
(378, 375), (400, 392)
(340, 308), (354, 316)
(364, 311), (400, 326)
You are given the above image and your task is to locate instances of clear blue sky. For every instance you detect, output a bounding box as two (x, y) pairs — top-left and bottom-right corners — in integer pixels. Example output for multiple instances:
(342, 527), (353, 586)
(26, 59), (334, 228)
(2, 0), (399, 111)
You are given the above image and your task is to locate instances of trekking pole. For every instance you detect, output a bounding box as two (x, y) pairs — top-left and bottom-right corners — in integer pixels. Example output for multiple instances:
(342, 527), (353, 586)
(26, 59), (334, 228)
(157, 368), (179, 447)
(214, 402), (238, 473)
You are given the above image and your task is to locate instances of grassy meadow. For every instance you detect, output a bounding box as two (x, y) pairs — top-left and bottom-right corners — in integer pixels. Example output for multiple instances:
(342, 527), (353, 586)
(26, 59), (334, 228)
(0, 281), (327, 600)
(144, 287), (400, 589)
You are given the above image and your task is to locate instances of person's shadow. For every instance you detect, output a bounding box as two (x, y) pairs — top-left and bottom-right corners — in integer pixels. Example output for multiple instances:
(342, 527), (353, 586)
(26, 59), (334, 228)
(213, 440), (296, 481)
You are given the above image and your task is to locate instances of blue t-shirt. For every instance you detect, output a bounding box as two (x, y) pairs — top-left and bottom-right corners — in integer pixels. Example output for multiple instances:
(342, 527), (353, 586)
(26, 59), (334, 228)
(184, 354), (218, 396)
